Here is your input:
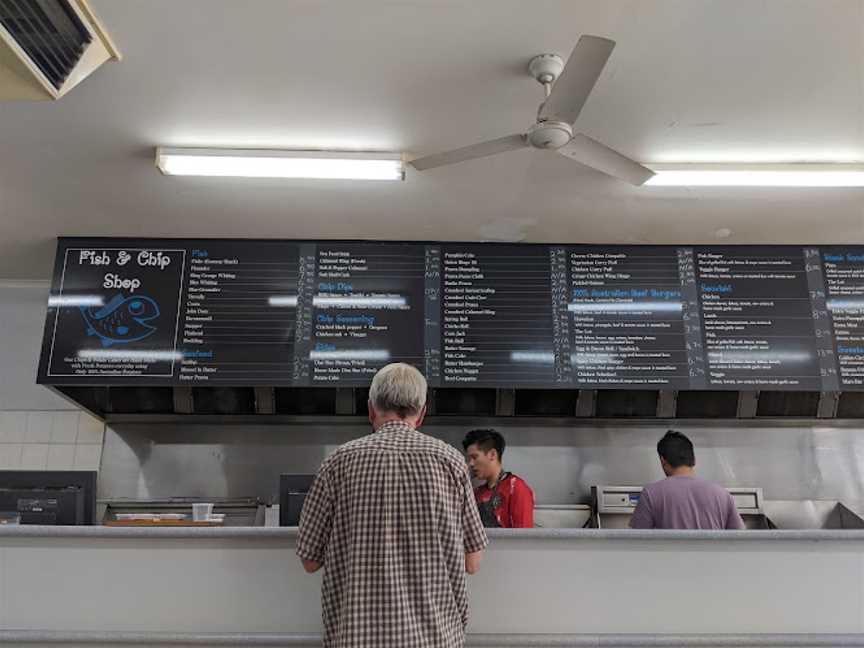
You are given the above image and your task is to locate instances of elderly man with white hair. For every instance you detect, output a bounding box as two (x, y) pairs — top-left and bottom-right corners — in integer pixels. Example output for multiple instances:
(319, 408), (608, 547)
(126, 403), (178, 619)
(297, 362), (488, 648)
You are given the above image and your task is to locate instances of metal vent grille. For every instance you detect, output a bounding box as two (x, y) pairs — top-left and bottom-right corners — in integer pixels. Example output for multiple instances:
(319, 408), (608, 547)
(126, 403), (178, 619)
(0, 0), (91, 89)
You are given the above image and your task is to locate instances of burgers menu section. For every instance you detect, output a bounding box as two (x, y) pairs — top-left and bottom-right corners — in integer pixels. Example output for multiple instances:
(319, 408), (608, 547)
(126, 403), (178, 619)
(568, 246), (693, 388)
(39, 238), (864, 391)
(694, 247), (825, 390)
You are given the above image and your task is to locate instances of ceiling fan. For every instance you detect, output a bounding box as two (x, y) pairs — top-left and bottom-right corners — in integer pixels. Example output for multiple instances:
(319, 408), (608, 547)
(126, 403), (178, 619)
(409, 35), (654, 186)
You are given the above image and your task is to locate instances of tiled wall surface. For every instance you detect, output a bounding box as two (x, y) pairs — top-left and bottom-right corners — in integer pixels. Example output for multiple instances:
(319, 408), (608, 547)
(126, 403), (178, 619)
(0, 410), (103, 471)
(0, 285), (104, 473)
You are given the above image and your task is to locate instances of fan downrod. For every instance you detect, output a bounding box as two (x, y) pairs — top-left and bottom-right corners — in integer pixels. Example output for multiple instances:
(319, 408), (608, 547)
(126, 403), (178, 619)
(528, 53), (565, 95)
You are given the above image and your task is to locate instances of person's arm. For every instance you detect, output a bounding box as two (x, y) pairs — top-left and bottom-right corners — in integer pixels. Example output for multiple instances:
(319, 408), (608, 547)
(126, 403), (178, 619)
(509, 479), (535, 528)
(296, 459), (335, 572)
(629, 490), (655, 529)
(460, 463), (488, 574)
(726, 493), (746, 530)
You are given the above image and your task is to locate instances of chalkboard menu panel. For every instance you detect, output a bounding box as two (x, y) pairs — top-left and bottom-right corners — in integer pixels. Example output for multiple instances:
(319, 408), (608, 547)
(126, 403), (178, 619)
(568, 246), (692, 389)
(694, 247), (825, 390)
(36, 238), (864, 391)
(821, 247), (864, 388)
(179, 241), (300, 385)
(440, 244), (564, 387)
(300, 242), (430, 385)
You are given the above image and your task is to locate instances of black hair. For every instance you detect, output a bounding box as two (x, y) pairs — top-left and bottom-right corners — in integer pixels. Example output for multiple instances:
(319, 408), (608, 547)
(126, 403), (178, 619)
(462, 428), (505, 461)
(657, 430), (695, 468)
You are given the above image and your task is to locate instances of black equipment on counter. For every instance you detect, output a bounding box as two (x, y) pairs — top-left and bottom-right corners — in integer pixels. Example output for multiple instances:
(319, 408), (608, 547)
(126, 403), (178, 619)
(0, 471), (96, 525)
(279, 474), (315, 527)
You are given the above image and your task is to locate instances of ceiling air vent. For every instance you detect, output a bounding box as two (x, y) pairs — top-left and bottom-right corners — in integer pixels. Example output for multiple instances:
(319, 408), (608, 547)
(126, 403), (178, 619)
(0, 0), (118, 100)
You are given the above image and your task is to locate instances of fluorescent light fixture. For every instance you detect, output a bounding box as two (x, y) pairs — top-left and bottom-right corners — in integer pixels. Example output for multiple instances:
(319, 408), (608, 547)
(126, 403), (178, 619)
(646, 164), (864, 187)
(156, 147), (404, 180)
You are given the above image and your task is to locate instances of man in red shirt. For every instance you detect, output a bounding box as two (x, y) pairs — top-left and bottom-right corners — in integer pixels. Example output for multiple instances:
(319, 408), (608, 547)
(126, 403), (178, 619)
(462, 429), (535, 528)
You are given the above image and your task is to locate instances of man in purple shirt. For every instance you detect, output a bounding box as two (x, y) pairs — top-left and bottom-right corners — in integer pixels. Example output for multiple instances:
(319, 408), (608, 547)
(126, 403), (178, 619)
(630, 430), (745, 530)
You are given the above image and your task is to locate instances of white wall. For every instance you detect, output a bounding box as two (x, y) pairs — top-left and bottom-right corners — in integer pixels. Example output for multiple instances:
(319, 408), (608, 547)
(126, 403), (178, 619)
(0, 285), (103, 472)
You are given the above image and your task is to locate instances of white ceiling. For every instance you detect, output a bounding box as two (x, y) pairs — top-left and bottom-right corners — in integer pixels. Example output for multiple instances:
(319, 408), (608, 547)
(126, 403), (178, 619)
(1, 0), (864, 279)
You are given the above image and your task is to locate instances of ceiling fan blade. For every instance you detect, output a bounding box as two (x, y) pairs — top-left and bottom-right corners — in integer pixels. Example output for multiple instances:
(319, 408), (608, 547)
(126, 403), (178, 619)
(410, 134), (527, 171)
(558, 134), (655, 185)
(539, 35), (615, 126)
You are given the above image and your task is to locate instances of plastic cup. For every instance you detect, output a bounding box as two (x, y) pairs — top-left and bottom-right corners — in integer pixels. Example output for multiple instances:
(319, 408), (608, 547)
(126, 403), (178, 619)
(192, 503), (214, 522)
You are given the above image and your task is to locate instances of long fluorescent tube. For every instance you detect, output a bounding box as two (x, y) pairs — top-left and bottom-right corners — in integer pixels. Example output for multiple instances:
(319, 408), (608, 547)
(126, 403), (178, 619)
(156, 148), (405, 181)
(645, 164), (864, 187)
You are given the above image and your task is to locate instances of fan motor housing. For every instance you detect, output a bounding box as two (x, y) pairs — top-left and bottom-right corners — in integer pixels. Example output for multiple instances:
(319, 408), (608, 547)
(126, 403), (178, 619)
(527, 121), (573, 149)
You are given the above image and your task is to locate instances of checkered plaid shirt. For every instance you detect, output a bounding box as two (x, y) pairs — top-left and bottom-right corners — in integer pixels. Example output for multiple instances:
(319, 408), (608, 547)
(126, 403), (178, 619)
(297, 420), (488, 648)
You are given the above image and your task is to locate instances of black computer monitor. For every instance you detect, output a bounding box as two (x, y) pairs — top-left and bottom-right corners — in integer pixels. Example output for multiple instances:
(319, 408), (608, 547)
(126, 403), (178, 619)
(279, 474), (315, 527)
(0, 471), (97, 525)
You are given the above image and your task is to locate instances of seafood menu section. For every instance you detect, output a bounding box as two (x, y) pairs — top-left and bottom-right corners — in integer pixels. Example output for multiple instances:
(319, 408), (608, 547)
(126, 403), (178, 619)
(38, 238), (864, 391)
(177, 241), (300, 384)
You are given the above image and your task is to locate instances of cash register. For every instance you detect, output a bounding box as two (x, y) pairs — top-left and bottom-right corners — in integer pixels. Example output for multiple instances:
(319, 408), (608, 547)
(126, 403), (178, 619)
(0, 471), (96, 525)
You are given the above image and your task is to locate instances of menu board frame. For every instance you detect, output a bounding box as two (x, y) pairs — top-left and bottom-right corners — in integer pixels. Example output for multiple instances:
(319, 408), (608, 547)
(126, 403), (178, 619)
(36, 237), (861, 391)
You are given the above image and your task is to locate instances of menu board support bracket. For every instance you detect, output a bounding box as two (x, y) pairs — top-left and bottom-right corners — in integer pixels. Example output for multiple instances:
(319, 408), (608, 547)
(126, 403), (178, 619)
(656, 390), (677, 418)
(817, 391), (841, 419)
(254, 387), (276, 415)
(495, 389), (516, 417)
(736, 391), (758, 419)
(172, 387), (193, 415)
(335, 388), (356, 416)
(575, 390), (597, 417)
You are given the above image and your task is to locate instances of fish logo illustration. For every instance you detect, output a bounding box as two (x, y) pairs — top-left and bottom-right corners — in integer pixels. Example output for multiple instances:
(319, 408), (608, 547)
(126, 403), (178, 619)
(79, 294), (160, 347)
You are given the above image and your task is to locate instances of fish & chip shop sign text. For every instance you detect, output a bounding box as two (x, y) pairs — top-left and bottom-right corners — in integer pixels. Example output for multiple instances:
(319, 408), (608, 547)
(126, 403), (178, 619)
(77, 249), (174, 292)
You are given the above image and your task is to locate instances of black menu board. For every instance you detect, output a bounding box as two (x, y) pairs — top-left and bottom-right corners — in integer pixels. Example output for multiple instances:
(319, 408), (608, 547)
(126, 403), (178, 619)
(41, 243), (186, 380)
(178, 241), (300, 384)
(821, 248), (864, 388)
(568, 246), (693, 388)
(37, 238), (864, 391)
(440, 244), (565, 386)
(297, 242), (431, 385)
(694, 247), (825, 390)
